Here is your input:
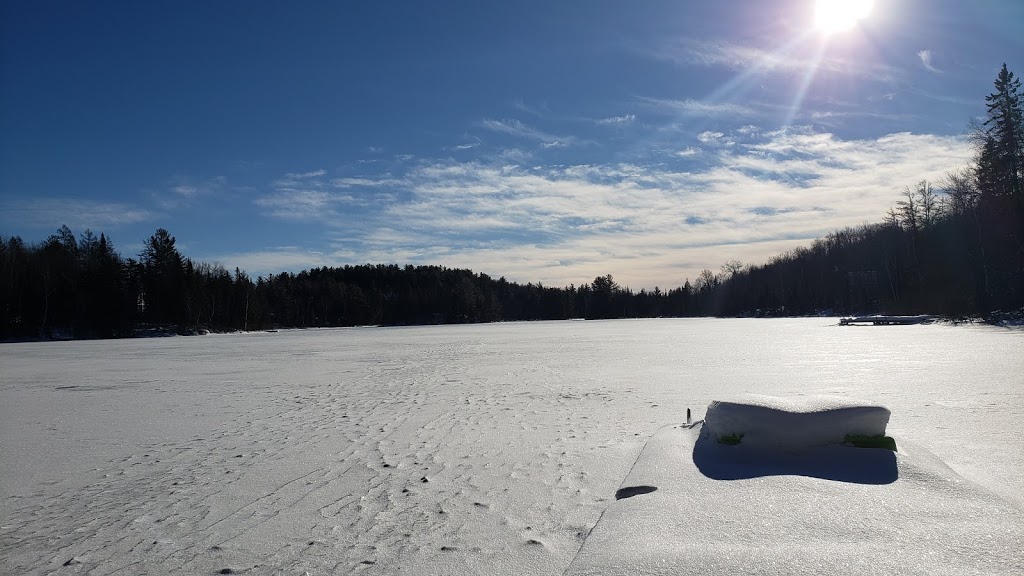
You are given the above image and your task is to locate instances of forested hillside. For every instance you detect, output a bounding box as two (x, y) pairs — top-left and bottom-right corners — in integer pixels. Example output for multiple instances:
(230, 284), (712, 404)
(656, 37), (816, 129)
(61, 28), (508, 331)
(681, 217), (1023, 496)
(2, 65), (1021, 338)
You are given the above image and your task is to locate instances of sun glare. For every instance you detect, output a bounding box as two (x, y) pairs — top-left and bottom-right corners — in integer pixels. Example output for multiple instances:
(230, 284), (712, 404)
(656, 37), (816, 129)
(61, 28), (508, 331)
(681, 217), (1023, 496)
(814, 0), (874, 35)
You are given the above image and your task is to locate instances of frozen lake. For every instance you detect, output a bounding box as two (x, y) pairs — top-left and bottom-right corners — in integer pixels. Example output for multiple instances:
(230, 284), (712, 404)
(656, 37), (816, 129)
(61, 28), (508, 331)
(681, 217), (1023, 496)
(2, 318), (1022, 574)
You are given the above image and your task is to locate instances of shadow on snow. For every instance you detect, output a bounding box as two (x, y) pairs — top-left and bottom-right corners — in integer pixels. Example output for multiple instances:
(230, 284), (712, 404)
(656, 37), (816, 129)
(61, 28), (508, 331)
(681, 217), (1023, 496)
(692, 433), (898, 485)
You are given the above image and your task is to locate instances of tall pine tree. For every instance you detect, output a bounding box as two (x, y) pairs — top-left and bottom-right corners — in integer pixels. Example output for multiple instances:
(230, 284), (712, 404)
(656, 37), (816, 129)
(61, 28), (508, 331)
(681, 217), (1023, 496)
(978, 63), (1024, 206)
(974, 63), (1024, 310)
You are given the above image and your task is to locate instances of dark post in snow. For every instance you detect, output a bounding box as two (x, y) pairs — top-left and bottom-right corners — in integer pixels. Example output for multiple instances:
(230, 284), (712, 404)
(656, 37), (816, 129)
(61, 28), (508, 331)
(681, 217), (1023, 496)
(687, 408), (692, 425)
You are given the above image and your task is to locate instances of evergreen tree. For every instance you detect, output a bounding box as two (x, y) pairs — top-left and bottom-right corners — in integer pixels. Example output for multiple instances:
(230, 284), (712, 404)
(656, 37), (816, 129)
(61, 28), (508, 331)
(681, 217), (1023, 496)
(588, 274), (619, 319)
(973, 64), (1024, 309)
(978, 63), (1024, 205)
(139, 228), (185, 325)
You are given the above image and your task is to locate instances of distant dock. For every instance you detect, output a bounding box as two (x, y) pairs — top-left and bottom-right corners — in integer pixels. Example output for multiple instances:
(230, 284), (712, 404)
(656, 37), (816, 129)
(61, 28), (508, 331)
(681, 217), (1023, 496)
(839, 315), (934, 326)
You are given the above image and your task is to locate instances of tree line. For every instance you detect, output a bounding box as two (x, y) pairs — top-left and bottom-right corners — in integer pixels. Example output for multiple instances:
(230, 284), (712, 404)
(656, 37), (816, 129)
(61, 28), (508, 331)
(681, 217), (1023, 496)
(710, 64), (1023, 317)
(2, 64), (1021, 339)
(0, 227), (705, 338)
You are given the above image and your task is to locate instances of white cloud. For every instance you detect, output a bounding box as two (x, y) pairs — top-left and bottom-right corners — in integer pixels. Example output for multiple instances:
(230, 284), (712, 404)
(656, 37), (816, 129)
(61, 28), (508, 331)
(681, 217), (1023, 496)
(331, 177), (403, 189)
(285, 169), (326, 179)
(697, 131), (726, 143)
(496, 147), (533, 163)
(254, 189), (336, 220)
(808, 110), (914, 123)
(917, 49), (941, 73)
(905, 87), (974, 106)
(597, 114), (637, 125)
(155, 175), (229, 209)
(640, 97), (755, 117)
(206, 248), (342, 278)
(256, 167), (400, 222)
(675, 147), (701, 157)
(479, 119), (579, 148)
(651, 38), (901, 82)
(252, 130), (970, 288)
(511, 99), (547, 118)
(0, 198), (154, 230)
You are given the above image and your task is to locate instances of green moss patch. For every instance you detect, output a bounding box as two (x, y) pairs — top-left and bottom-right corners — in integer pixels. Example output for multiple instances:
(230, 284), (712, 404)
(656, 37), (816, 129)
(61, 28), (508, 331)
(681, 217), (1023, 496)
(844, 434), (897, 452)
(718, 433), (744, 445)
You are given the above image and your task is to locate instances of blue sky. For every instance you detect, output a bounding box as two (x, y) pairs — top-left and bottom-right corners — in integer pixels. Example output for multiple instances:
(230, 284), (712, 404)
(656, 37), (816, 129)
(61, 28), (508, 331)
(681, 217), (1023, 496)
(2, 1), (1021, 288)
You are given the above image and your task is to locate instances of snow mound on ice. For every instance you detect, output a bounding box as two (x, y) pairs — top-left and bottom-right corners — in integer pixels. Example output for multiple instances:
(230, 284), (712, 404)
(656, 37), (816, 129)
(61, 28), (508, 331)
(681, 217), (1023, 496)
(704, 394), (890, 451)
(565, 423), (1024, 576)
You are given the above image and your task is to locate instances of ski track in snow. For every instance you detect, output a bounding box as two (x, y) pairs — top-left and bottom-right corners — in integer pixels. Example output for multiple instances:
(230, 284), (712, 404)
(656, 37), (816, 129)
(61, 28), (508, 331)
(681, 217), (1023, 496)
(1, 319), (1022, 575)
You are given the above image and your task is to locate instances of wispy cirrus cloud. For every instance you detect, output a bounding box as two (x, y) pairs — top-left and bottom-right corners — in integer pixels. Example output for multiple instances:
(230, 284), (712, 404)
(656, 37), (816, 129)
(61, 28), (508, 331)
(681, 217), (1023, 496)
(285, 169), (326, 179)
(331, 176), (404, 189)
(597, 114), (637, 125)
(251, 129), (970, 287)
(655, 39), (797, 70)
(903, 87), (974, 106)
(254, 189), (337, 220)
(650, 38), (902, 83)
(807, 110), (916, 123)
(917, 49), (941, 73)
(639, 97), (757, 118)
(204, 247), (344, 278)
(479, 118), (580, 148)
(154, 175), (229, 209)
(255, 166), (408, 222)
(697, 130), (733, 146)
(273, 169), (328, 189)
(0, 198), (154, 230)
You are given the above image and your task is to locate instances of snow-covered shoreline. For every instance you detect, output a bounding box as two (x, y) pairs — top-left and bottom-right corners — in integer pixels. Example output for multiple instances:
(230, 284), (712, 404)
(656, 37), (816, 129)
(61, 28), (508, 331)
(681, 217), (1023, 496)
(2, 318), (1021, 574)
(5, 306), (1023, 345)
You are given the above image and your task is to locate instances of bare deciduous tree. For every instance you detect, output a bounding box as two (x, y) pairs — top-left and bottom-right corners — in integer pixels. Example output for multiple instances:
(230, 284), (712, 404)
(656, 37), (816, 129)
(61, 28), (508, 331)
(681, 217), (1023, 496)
(939, 167), (980, 217)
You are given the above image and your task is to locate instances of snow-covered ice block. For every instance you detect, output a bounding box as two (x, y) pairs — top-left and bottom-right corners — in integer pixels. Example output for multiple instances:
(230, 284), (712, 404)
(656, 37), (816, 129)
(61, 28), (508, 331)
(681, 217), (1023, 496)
(704, 394), (890, 451)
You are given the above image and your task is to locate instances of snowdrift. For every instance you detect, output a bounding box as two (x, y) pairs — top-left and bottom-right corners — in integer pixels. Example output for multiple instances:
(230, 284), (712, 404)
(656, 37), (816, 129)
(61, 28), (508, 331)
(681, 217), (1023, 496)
(565, 396), (1024, 575)
(703, 395), (892, 452)
(695, 395), (898, 483)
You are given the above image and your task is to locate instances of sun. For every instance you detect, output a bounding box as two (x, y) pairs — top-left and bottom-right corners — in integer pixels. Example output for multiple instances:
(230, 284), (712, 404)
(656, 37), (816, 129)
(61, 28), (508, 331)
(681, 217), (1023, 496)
(814, 0), (874, 35)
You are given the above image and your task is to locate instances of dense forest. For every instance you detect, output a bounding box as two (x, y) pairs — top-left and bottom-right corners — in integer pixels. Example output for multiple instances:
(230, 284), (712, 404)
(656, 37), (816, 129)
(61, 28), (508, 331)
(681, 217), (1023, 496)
(2, 65), (1022, 339)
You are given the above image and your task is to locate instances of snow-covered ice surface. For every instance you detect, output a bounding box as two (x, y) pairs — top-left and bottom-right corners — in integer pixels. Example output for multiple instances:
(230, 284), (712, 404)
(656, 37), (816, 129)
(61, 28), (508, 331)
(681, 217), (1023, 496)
(1, 318), (1022, 575)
